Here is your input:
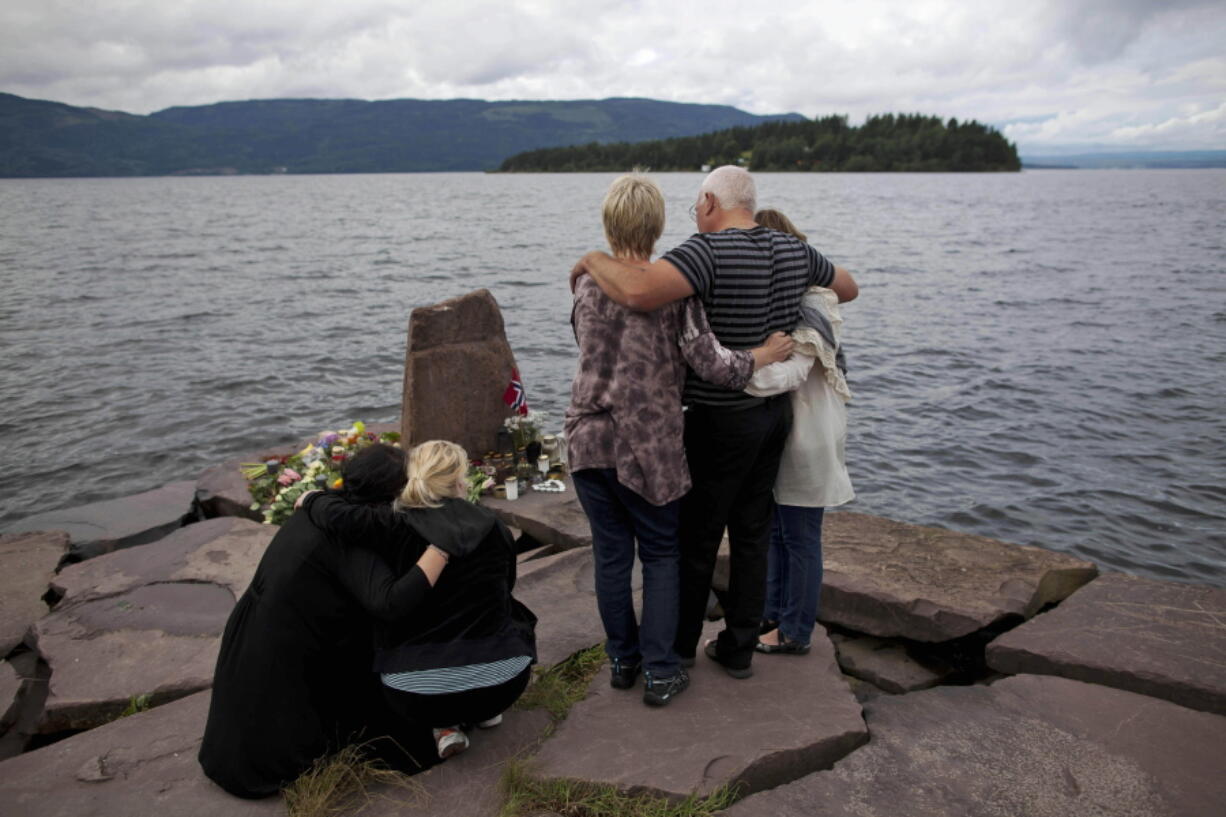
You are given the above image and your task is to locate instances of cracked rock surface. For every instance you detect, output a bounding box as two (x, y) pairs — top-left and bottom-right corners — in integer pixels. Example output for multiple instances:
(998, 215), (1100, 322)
(0, 531), (68, 656)
(721, 674), (1226, 817)
(819, 511), (1098, 641)
(986, 572), (1226, 715)
(33, 517), (272, 732)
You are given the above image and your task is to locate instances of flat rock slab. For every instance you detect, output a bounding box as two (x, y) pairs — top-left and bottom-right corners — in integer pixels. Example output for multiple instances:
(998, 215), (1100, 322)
(0, 690), (282, 817)
(5, 482), (196, 565)
(820, 511), (1098, 642)
(194, 422), (399, 521)
(986, 572), (1226, 715)
(483, 477), (592, 555)
(33, 517), (273, 732)
(0, 531), (68, 655)
(721, 674), (1226, 817)
(364, 708), (553, 817)
(828, 632), (953, 694)
(529, 621), (866, 800)
(514, 547), (610, 668)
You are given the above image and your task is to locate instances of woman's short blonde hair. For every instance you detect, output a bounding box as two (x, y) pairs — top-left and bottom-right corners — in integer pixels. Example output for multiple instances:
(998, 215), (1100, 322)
(399, 440), (468, 508)
(755, 208), (807, 242)
(603, 171), (665, 260)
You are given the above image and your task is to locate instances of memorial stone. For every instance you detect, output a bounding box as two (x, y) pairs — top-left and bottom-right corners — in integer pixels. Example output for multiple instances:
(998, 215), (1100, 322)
(401, 289), (522, 457)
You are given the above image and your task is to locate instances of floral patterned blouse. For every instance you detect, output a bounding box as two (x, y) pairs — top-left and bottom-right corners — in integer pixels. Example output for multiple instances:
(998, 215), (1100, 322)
(564, 276), (754, 506)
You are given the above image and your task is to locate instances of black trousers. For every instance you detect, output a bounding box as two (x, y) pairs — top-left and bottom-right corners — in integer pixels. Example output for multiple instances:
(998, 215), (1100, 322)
(674, 396), (793, 669)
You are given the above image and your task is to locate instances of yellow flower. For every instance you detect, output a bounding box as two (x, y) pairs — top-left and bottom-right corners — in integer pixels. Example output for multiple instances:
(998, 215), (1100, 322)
(351, 421), (366, 434)
(332, 477), (344, 489)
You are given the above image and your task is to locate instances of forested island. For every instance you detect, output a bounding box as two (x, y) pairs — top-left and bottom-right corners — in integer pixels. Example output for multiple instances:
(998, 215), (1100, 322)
(499, 114), (1021, 172)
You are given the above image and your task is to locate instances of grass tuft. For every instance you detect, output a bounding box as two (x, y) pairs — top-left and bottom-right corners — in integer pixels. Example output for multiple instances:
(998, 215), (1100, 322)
(513, 644), (606, 720)
(119, 693), (152, 718)
(498, 759), (741, 817)
(283, 743), (423, 817)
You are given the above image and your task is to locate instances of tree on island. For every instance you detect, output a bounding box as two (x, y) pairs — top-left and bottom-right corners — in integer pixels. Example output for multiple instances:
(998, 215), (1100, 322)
(499, 113), (1021, 172)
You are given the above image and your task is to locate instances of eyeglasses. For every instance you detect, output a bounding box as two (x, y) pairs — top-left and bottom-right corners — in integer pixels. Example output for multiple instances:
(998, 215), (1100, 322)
(688, 202), (698, 222)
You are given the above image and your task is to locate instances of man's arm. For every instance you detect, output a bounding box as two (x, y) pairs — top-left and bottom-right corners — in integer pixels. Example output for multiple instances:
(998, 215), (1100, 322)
(830, 266), (859, 303)
(570, 251), (694, 311)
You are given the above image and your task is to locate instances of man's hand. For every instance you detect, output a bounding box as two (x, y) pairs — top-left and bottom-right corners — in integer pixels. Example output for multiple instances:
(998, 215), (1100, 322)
(751, 332), (795, 370)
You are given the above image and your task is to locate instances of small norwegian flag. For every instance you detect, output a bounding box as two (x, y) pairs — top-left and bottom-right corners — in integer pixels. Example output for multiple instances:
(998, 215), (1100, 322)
(503, 368), (528, 415)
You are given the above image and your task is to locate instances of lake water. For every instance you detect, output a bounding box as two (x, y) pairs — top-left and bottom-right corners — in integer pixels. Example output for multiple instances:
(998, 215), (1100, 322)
(1, 170), (1224, 587)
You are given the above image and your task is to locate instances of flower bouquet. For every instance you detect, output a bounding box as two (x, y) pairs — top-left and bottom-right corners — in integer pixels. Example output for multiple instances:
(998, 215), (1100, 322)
(241, 421), (401, 525)
(504, 410), (547, 450)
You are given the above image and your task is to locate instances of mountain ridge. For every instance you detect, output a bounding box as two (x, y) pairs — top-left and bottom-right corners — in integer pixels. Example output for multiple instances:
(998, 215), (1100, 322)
(0, 92), (804, 177)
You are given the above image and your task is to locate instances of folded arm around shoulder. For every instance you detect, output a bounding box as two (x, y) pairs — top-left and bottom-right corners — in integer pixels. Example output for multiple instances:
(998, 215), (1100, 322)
(571, 251), (694, 311)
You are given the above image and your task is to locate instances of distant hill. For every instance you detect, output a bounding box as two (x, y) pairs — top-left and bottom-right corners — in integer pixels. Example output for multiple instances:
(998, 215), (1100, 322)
(1021, 151), (1226, 169)
(500, 114), (1021, 172)
(0, 92), (804, 177)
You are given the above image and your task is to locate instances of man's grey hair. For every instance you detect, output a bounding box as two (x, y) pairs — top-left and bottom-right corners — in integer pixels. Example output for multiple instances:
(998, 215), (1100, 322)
(699, 165), (757, 214)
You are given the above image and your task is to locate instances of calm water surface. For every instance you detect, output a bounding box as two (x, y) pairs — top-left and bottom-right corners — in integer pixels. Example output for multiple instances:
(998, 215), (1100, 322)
(1, 170), (1223, 586)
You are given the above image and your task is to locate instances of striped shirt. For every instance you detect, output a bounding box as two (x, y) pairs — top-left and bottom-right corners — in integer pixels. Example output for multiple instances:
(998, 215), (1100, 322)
(381, 655), (532, 695)
(664, 227), (835, 408)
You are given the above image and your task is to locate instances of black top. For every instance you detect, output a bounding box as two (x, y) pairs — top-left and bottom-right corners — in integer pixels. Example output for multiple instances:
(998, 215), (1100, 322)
(302, 493), (538, 674)
(198, 508), (432, 799)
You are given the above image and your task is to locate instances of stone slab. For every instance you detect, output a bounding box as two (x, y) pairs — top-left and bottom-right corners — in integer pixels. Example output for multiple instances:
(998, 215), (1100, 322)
(363, 708), (553, 817)
(529, 621), (866, 800)
(0, 690), (282, 817)
(820, 511), (1098, 642)
(0, 651), (49, 761)
(513, 548), (609, 668)
(986, 572), (1226, 715)
(828, 632), (953, 694)
(5, 482), (196, 565)
(194, 422), (399, 521)
(483, 477), (591, 555)
(0, 531), (68, 656)
(401, 289), (521, 457)
(33, 517), (273, 732)
(721, 674), (1226, 817)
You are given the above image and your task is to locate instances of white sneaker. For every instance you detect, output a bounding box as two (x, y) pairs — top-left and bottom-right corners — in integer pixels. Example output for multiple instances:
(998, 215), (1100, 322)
(476, 714), (503, 728)
(432, 726), (469, 759)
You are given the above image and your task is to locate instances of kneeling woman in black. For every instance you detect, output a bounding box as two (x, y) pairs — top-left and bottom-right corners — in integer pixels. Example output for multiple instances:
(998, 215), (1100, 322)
(303, 439), (537, 760)
(200, 443), (439, 799)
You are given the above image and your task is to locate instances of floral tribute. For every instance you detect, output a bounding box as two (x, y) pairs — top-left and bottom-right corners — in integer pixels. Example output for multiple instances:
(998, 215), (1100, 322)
(240, 421), (401, 525)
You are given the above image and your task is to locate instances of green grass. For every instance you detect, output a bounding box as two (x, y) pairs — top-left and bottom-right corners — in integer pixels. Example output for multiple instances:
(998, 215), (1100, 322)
(119, 693), (151, 717)
(498, 760), (742, 817)
(282, 744), (423, 817)
(513, 644), (606, 720)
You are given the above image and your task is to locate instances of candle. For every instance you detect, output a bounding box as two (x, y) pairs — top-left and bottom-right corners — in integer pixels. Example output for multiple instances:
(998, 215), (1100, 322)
(505, 476), (518, 501)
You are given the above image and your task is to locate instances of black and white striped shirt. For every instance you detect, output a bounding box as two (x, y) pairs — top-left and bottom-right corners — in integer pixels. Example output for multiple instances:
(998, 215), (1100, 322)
(664, 227), (835, 408)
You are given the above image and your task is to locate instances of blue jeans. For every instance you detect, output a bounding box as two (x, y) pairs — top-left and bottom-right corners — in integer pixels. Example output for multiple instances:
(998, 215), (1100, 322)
(572, 468), (681, 676)
(764, 504), (825, 645)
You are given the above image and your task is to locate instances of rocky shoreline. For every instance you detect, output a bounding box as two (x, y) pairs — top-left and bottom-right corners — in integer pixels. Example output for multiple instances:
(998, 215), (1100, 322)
(1, 446), (1224, 816)
(2, 290), (1224, 815)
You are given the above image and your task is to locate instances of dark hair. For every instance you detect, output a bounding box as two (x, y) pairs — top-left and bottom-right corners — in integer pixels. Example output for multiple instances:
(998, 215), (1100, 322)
(340, 443), (408, 503)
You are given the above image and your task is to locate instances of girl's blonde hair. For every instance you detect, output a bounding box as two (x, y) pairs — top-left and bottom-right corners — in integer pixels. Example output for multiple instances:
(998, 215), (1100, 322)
(399, 440), (468, 508)
(755, 208), (807, 242)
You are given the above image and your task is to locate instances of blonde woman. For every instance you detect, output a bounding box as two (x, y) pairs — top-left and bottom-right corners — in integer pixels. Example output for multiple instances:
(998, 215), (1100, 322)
(302, 440), (537, 761)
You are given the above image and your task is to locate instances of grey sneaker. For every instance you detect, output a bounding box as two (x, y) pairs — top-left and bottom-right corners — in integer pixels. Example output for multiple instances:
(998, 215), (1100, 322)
(642, 668), (690, 707)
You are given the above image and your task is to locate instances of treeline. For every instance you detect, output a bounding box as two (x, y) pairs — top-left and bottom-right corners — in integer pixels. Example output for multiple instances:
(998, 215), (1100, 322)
(500, 114), (1021, 172)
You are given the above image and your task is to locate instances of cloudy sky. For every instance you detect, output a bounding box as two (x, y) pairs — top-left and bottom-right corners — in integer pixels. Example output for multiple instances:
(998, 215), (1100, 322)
(2, 0), (1223, 153)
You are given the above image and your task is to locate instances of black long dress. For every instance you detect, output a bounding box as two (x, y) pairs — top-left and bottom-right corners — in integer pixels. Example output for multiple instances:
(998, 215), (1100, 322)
(198, 508), (436, 799)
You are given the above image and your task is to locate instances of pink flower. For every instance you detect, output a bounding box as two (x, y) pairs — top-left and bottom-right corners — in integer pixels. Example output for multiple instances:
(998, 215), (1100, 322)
(277, 468), (302, 486)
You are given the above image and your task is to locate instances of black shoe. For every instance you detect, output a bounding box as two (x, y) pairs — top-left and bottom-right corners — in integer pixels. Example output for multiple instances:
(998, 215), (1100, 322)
(643, 668), (690, 706)
(610, 657), (642, 689)
(759, 619), (779, 635)
(755, 634), (811, 655)
(704, 641), (753, 679)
